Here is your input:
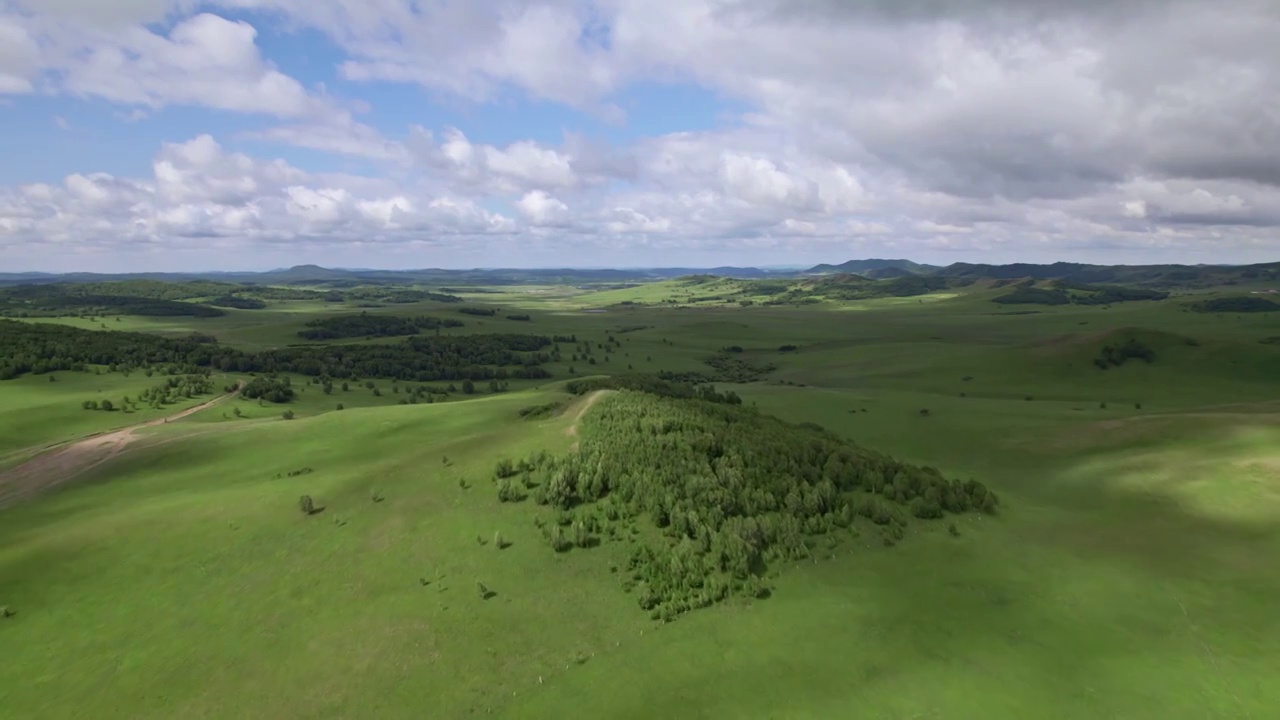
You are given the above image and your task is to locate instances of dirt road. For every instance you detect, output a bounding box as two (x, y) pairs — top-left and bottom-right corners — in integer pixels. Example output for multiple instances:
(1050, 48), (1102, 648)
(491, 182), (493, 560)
(0, 385), (240, 509)
(565, 390), (611, 450)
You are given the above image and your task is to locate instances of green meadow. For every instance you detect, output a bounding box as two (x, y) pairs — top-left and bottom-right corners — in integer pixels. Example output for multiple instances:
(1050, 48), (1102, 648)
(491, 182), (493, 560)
(2, 278), (1279, 718)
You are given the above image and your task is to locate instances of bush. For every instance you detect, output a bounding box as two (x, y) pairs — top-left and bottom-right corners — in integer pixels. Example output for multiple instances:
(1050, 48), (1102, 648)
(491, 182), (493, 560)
(495, 458), (517, 478)
(282, 409), (295, 420)
(298, 495), (317, 515)
(497, 477), (524, 503)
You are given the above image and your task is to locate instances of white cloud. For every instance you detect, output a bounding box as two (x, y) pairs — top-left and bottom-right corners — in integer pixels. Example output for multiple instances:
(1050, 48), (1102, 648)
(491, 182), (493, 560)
(3, 9), (339, 118)
(3, 0), (1280, 267)
(516, 190), (572, 227)
(0, 16), (40, 93)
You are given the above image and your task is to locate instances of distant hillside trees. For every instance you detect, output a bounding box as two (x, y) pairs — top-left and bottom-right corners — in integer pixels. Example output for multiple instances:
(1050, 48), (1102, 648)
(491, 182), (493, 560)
(1190, 297), (1280, 313)
(208, 295), (267, 310)
(341, 288), (463, 304)
(297, 313), (464, 340)
(1094, 338), (1157, 369)
(135, 373), (216, 408)
(0, 320), (555, 382)
(0, 284), (226, 318)
(993, 282), (1169, 306)
(239, 375), (296, 403)
(458, 307), (498, 317)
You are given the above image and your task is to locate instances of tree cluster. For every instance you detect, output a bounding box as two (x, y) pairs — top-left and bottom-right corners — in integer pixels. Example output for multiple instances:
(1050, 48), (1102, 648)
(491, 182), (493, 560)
(135, 373), (215, 408)
(0, 284), (225, 318)
(501, 391), (996, 621)
(994, 281), (1169, 306)
(0, 320), (554, 383)
(208, 295), (267, 310)
(239, 375), (296, 403)
(341, 288), (463, 304)
(296, 312), (465, 340)
(565, 374), (742, 405)
(458, 307), (498, 317)
(1094, 338), (1157, 369)
(1190, 296), (1280, 313)
(702, 351), (777, 382)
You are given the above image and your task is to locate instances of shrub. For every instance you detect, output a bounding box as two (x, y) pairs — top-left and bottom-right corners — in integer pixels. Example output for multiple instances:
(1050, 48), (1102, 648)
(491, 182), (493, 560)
(298, 495), (317, 515)
(497, 477), (524, 503)
(282, 409), (295, 420)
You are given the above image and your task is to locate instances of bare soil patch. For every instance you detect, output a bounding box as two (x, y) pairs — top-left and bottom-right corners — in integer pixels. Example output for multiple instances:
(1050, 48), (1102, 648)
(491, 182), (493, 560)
(0, 386), (240, 509)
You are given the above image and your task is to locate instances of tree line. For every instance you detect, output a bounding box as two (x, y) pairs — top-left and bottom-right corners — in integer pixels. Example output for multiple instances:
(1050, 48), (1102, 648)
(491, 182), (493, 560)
(297, 312), (465, 340)
(993, 281), (1169, 306)
(0, 285), (226, 318)
(0, 320), (555, 382)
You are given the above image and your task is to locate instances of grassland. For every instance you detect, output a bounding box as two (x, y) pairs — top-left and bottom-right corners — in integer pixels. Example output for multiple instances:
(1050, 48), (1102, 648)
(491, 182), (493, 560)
(2, 277), (1279, 718)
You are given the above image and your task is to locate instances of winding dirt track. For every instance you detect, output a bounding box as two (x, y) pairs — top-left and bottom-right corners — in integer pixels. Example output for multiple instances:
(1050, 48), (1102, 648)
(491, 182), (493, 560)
(565, 390), (611, 451)
(0, 385), (241, 509)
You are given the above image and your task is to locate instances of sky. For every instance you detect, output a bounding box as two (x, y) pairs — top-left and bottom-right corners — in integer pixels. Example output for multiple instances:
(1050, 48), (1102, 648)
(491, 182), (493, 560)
(1, 0), (1279, 272)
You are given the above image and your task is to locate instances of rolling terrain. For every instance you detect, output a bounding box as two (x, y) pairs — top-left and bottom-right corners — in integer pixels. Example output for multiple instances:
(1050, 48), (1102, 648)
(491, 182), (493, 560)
(1, 267), (1278, 718)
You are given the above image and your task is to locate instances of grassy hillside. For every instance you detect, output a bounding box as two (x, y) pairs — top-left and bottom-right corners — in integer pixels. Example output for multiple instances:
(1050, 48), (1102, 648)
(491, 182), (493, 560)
(2, 276), (1279, 718)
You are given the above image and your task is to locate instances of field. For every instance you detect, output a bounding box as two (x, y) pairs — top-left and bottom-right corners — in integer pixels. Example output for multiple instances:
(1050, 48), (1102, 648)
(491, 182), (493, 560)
(2, 276), (1279, 718)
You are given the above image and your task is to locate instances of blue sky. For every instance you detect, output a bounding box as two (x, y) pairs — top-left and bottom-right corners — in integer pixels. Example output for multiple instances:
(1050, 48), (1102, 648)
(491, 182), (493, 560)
(1, 0), (1278, 272)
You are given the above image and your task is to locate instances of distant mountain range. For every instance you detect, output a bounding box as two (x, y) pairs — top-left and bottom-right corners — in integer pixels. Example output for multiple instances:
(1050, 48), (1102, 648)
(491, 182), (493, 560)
(1, 259), (1277, 288)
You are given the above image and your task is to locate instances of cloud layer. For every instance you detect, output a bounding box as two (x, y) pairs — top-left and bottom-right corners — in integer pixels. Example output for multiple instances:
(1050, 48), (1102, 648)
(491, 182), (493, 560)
(2, 0), (1279, 269)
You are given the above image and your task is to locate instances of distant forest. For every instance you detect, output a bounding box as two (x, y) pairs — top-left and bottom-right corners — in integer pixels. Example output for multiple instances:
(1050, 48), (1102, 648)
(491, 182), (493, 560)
(0, 281), (463, 319)
(0, 320), (553, 382)
(993, 281), (1169, 306)
(297, 313), (465, 340)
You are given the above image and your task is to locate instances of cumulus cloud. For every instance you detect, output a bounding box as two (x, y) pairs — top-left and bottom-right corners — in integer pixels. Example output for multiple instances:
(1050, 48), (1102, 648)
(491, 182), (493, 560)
(516, 190), (572, 227)
(3, 0), (1280, 267)
(2, 9), (338, 117)
(0, 135), (518, 258)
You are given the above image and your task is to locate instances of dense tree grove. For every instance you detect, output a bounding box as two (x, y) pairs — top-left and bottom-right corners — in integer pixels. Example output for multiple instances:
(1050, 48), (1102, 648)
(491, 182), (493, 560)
(993, 282), (1169, 306)
(458, 307), (498, 317)
(501, 391), (996, 621)
(239, 375), (296, 403)
(0, 320), (554, 382)
(0, 285), (225, 317)
(135, 374), (216, 408)
(208, 295), (268, 310)
(702, 352), (777, 382)
(297, 313), (465, 340)
(341, 288), (462, 304)
(1190, 297), (1280, 313)
(1094, 338), (1157, 369)
(565, 374), (742, 404)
